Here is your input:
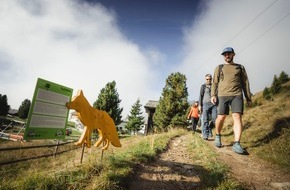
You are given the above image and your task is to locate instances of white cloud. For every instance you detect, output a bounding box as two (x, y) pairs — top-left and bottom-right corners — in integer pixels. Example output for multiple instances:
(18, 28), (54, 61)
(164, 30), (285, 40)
(178, 0), (290, 101)
(0, 0), (161, 117)
(1, 0), (289, 119)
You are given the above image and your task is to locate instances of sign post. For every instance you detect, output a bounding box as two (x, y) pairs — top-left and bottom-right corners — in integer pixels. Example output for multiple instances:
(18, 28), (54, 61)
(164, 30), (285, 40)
(24, 78), (73, 140)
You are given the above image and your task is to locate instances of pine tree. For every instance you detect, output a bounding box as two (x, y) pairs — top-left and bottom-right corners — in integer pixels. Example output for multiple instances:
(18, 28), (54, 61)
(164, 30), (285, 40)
(93, 81), (123, 125)
(18, 99), (31, 119)
(270, 75), (281, 94)
(0, 94), (10, 116)
(154, 72), (189, 131)
(278, 71), (289, 84)
(125, 99), (145, 135)
(262, 87), (271, 100)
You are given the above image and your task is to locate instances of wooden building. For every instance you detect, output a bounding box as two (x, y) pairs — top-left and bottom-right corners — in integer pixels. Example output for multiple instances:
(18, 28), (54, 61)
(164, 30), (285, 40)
(144, 100), (159, 135)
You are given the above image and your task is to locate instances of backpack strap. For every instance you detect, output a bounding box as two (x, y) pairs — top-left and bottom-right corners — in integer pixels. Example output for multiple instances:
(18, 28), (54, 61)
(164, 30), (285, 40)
(218, 63), (243, 82)
(202, 84), (206, 94)
(235, 63), (244, 80)
(199, 84), (206, 106)
(218, 64), (224, 82)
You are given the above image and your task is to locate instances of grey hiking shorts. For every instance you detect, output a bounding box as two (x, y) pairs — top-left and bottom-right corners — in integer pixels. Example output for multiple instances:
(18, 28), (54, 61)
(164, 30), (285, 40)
(217, 96), (244, 115)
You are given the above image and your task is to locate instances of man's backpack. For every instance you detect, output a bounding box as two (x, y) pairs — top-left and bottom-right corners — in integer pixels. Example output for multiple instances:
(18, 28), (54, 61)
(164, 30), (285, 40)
(201, 84), (210, 95)
(218, 63), (243, 82)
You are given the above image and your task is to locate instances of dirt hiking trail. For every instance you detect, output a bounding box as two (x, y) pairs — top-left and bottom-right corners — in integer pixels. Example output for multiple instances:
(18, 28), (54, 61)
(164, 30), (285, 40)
(128, 134), (290, 190)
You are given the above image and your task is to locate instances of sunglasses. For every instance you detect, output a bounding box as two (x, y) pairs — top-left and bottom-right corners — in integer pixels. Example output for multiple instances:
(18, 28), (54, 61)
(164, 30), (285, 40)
(206, 78), (212, 80)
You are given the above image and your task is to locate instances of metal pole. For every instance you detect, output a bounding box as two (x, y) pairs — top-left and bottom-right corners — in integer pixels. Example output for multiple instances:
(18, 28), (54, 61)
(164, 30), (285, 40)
(80, 143), (85, 164)
(101, 141), (105, 160)
(53, 140), (60, 158)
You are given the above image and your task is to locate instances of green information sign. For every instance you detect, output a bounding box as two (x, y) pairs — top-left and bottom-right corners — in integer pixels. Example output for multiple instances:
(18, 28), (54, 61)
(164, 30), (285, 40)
(24, 78), (73, 140)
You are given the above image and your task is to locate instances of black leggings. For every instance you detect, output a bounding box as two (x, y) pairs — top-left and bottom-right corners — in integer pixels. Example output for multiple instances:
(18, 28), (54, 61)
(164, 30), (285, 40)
(191, 117), (199, 131)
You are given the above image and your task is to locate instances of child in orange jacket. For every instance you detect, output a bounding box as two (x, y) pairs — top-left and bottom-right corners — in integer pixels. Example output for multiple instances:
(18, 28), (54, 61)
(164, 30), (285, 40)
(187, 101), (200, 132)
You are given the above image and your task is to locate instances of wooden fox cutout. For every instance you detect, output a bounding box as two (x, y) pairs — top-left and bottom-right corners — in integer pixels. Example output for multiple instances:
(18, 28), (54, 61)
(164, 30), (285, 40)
(66, 90), (121, 150)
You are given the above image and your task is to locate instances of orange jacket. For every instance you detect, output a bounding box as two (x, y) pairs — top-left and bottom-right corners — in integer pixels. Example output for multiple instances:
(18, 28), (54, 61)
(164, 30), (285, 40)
(187, 106), (199, 119)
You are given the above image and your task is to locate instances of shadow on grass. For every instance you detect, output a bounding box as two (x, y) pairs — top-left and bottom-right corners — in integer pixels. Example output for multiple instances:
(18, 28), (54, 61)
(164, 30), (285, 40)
(119, 158), (243, 190)
(248, 117), (290, 148)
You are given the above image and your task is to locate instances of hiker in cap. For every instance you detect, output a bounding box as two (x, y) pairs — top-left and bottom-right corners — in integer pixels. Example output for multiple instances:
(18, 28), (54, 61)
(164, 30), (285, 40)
(198, 74), (217, 140)
(187, 101), (200, 133)
(211, 47), (252, 154)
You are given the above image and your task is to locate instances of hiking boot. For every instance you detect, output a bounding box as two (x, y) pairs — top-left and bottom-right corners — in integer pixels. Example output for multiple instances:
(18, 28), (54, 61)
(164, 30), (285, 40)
(232, 142), (245, 154)
(215, 134), (222, 147)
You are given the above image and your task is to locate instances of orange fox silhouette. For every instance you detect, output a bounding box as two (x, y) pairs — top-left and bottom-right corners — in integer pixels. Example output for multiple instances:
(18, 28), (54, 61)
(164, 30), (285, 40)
(66, 90), (121, 150)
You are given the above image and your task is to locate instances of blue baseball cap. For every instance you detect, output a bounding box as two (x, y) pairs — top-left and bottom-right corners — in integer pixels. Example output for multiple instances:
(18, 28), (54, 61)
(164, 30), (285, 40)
(221, 47), (235, 55)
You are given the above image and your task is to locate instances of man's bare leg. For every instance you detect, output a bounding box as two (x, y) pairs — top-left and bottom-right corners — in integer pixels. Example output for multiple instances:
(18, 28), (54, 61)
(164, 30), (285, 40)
(232, 113), (242, 142)
(215, 115), (226, 134)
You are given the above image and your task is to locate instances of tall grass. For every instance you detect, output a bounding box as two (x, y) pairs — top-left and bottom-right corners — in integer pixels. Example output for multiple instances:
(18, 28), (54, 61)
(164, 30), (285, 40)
(0, 128), (183, 189)
(0, 128), (243, 189)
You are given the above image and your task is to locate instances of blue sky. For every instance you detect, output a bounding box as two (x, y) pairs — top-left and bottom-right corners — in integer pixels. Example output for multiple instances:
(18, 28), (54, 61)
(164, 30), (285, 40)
(95, 0), (200, 55)
(0, 0), (289, 118)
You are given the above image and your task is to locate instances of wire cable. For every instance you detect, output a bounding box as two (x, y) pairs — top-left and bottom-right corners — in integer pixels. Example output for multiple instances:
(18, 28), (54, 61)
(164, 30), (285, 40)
(200, 0), (281, 65)
(224, 0), (280, 46)
(239, 12), (290, 54)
